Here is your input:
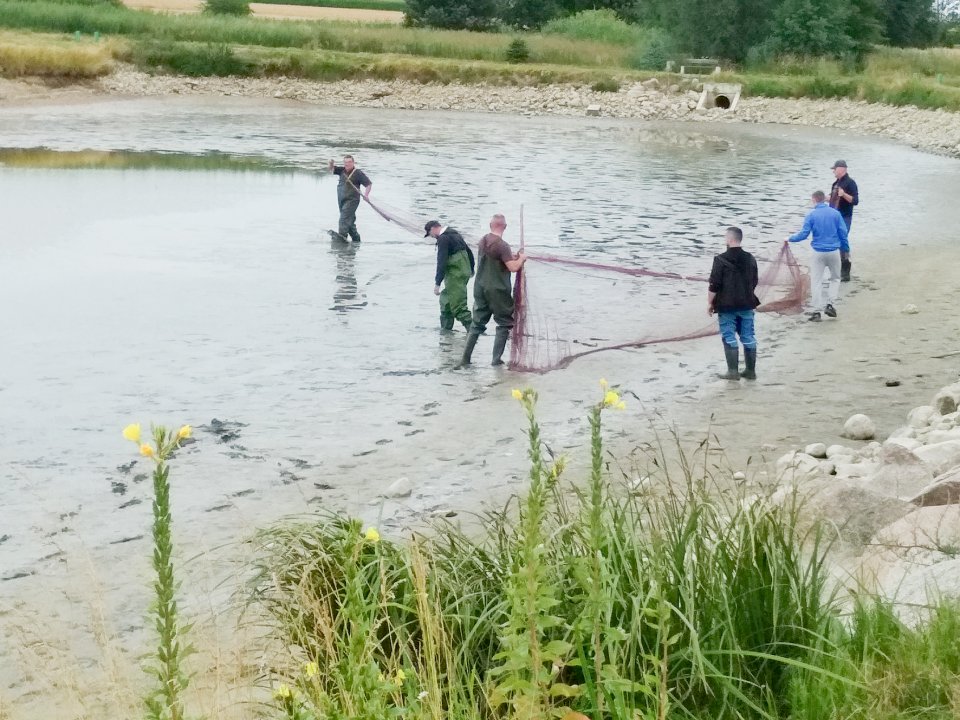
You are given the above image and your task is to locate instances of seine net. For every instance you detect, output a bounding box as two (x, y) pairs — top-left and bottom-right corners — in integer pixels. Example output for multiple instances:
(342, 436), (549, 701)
(364, 197), (808, 373)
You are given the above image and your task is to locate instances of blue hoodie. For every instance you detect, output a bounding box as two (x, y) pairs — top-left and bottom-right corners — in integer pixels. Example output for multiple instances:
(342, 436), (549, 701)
(789, 202), (850, 253)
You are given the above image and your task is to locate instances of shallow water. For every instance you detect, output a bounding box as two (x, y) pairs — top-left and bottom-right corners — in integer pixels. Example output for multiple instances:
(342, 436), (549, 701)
(2, 97), (960, 708)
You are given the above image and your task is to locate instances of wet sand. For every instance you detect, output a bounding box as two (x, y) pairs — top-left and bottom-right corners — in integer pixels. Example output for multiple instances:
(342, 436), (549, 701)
(1, 95), (959, 716)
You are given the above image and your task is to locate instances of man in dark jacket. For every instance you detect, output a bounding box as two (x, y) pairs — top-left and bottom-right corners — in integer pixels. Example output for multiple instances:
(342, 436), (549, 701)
(708, 226), (760, 381)
(829, 159), (859, 282)
(425, 220), (475, 331)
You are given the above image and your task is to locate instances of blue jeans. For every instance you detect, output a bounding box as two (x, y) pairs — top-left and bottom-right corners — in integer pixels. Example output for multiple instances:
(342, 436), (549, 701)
(718, 310), (756, 349)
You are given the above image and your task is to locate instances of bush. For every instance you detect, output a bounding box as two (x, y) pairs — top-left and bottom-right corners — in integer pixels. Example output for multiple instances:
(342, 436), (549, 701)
(590, 77), (619, 92)
(628, 27), (673, 71)
(132, 40), (253, 76)
(404, 0), (499, 30)
(203, 0), (251, 16)
(505, 36), (530, 62)
(541, 9), (641, 45)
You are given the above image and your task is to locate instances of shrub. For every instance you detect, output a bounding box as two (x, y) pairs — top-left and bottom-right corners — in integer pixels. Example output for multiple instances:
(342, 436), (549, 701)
(132, 40), (254, 76)
(203, 0), (251, 16)
(628, 27), (673, 71)
(505, 36), (530, 63)
(590, 77), (619, 92)
(404, 0), (499, 31)
(541, 9), (641, 45)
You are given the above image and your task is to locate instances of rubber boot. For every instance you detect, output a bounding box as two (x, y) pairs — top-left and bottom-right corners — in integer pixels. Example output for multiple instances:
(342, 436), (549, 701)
(459, 331), (480, 367)
(841, 257), (851, 282)
(719, 343), (740, 380)
(741, 347), (757, 380)
(491, 327), (510, 366)
(440, 312), (455, 331)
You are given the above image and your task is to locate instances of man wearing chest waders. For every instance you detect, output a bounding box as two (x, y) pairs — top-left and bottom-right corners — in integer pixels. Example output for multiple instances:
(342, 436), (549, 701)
(425, 220), (476, 332)
(460, 214), (527, 367)
(829, 160), (859, 282)
(328, 155), (372, 243)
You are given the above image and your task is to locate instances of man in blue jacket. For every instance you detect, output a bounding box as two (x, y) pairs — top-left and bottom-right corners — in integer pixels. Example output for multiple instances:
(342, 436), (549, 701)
(786, 190), (850, 323)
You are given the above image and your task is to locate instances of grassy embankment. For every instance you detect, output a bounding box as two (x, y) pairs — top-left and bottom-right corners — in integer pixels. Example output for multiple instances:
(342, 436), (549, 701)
(1, 0), (959, 110)
(248, 388), (960, 720)
(254, 0), (406, 11)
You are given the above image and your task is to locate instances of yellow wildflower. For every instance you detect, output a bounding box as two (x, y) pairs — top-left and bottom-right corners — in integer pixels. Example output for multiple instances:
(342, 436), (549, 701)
(394, 668), (406, 687)
(304, 661), (318, 679)
(603, 390), (620, 407)
(122, 423), (141, 443)
(364, 527), (380, 544)
(599, 378), (608, 388)
(273, 684), (292, 700)
(139, 444), (154, 458)
(177, 425), (192, 440)
(616, 401), (626, 411)
(511, 388), (523, 401)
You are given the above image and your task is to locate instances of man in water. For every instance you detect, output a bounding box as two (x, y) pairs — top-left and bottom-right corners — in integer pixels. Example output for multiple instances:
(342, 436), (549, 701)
(787, 190), (849, 323)
(708, 226), (760, 381)
(425, 220), (475, 332)
(460, 214), (526, 367)
(829, 160), (859, 282)
(327, 155), (372, 243)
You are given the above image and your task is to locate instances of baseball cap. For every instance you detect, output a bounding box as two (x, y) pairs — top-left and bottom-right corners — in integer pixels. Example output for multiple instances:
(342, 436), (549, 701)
(424, 220), (441, 237)
(831, 159), (848, 169)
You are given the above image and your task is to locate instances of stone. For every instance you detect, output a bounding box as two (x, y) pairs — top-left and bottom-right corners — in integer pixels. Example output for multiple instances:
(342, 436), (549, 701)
(910, 466), (960, 507)
(932, 383), (960, 415)
(386, 477), (412, 498)
(834, 461), (878, 481)
(795, 478), (914, 547)
(885, 436), (922, 451)
(585, 104), (601, 116)
(826, 444), (855, 459)
(776, 451), (822, 482)
(914, 440), (960, 476)
(888, 425), (917, 440)
(732, 471), (746, 481)
(865, 443), (934, 499)
(901, 303), (920, 314)
(885, 379), (901, 387)
(819, 460), (836, 475)
(841, 414), (876, 441)
(641, 78), (660, 89)
(907, 405), (937, 428)
(805, 443), (828, 458)
(667, 84), (680, 93)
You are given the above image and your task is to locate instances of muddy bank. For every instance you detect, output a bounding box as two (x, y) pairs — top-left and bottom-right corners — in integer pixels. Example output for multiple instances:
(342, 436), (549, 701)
(3, 67), (959, 159)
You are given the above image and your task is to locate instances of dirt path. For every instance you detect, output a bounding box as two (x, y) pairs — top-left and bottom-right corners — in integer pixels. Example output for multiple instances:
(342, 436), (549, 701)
(122, 0), (405, 23)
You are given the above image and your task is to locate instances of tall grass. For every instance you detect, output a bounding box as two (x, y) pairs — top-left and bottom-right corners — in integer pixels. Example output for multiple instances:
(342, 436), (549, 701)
(251, 386), (876, 720)
(255, 0), (407, 10)
(0, 30), (114, 77)
(541, 9), (642, 45)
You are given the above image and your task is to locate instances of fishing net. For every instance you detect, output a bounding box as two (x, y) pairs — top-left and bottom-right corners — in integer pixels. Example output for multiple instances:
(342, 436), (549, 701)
(363, 197), (808, 373)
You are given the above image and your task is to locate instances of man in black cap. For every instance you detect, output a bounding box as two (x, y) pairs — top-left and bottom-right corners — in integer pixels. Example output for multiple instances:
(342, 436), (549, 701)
(425, 220), (475, 332)
(829, 160), (858, 281)
(328, 155), (372, 243)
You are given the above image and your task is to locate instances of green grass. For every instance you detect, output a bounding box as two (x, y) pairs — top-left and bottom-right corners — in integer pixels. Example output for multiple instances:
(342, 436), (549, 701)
(541, 8), (643, 45)
(247, 387), (960, 720)
(0, 28), (114, 77)
(255, 0), (406, 10)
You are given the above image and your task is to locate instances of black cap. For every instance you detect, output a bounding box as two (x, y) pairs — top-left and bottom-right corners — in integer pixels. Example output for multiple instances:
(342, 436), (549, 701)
(831, 159), (848, 169)
(424, 220), (441, 237)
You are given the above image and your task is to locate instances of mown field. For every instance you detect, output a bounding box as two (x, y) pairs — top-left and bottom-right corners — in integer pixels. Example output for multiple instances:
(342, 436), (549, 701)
(1, 0), (959, 110)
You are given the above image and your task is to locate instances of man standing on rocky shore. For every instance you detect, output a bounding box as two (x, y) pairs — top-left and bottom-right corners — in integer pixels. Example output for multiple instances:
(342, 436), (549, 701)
(829, 160), (859, 282)
(708, 226), (760, 381)
(787, 190), (849, 322)
(328, 155), (372, 243)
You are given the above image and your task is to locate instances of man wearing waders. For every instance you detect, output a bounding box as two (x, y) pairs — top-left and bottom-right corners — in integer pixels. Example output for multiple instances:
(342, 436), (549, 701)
(829, 160), (858, 282)
(460, 214), (526, 367)
(425, 220), (475, 332)
(328, 155), (372, 243)
(708, 226), (760, 381)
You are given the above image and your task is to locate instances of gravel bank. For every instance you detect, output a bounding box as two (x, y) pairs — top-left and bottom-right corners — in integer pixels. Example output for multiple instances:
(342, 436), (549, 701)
(89, 67), (960, 159)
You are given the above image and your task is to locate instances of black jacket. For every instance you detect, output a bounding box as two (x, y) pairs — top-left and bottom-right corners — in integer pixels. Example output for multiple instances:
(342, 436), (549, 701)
(830, 174), (859, 221)
(709, 247), (760, 312)
(434, 228), (475, 285)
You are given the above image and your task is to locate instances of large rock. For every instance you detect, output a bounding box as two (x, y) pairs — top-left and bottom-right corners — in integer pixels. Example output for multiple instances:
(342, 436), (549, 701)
(805, 443), (828, 458)
(793, 478), (913, 547)
(885, 436), (922, 452)
(841, 414), (876, 441)
(932, 383), (960, 415)
(826, 444), (855, 459)
(914, 439), (960, 476)
(864, 443), (934, 499)
(910, 466), (960, 507)
(907, 405), (937, 428)
(386, 477), (413, 498)
(776, 451), (822, 482)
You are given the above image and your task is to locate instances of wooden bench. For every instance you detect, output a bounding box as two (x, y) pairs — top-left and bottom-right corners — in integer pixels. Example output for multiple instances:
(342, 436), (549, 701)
(680, 58), (722, 75)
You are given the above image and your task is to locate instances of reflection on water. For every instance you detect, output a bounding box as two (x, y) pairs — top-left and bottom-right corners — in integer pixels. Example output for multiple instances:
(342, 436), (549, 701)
(0, 146), (300, 173)
(330, 237), (367, 313)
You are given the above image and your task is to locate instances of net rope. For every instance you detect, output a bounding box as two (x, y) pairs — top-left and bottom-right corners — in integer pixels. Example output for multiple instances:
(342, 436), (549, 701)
(362, 196), (809, 373)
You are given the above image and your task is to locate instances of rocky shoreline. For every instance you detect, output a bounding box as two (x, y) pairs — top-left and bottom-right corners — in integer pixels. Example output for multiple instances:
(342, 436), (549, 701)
(89, 67), (960, 159)
(772, 379), (960, 620)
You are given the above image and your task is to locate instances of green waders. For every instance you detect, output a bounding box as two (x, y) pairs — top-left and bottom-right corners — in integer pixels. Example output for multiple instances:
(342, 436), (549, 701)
(337, 193), (361, 243)
(461, 251), (514, 367)
(439, 250), (473, 331)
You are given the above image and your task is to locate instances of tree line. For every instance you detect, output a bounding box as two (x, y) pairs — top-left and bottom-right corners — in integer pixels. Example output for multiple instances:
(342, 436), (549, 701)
(404, 0), (958, 62)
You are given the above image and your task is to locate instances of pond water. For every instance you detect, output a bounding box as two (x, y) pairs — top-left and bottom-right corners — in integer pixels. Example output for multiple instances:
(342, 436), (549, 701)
(1, 97), (959, 705)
